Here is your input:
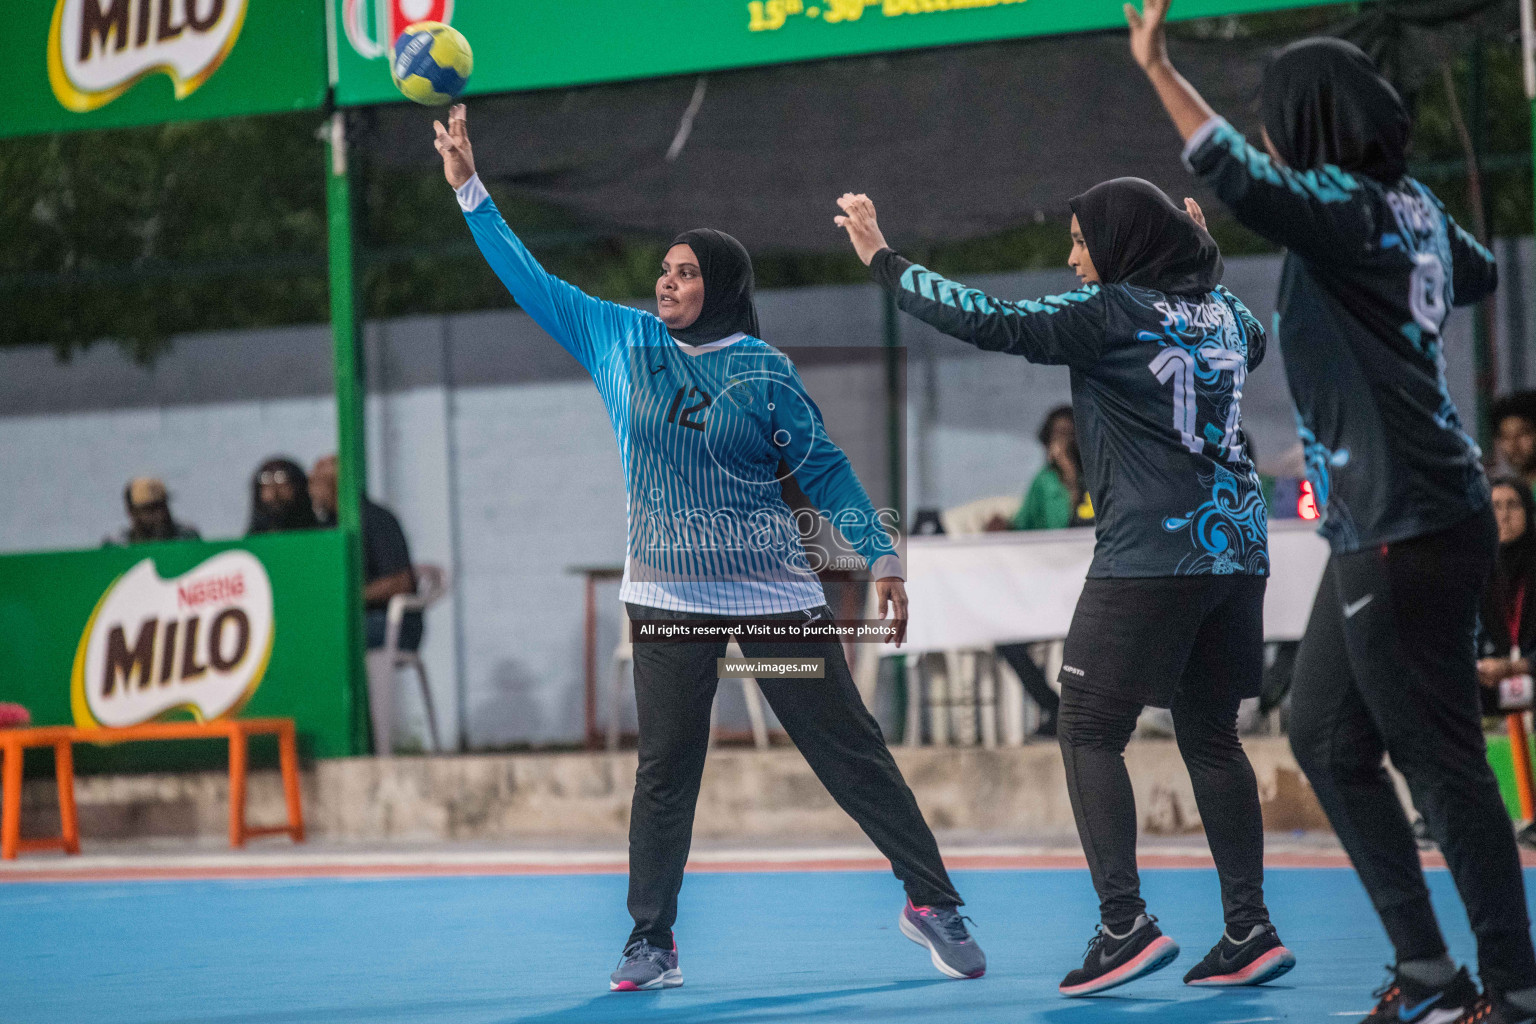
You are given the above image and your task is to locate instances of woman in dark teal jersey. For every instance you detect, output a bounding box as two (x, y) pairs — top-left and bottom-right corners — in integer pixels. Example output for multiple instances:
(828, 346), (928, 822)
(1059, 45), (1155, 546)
(837, 181), (1292, 995)
(1127, 3), (1536, 1021)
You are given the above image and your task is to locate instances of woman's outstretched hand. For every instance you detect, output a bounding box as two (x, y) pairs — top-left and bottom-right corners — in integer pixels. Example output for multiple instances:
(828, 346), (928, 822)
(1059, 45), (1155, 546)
(876, 577), (908, 647)
(835, 193), (890, 266)
(1124, 0), (1171, 70)
(1124, 0), (1215, 143)
(433, 103), (476, 189)
(1184, 197), (1206, 230)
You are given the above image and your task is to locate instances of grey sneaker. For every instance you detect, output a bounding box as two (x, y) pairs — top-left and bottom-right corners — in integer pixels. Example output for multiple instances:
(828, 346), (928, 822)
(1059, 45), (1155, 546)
(609, 937), (683, 992)
(899, 900), (986, 979)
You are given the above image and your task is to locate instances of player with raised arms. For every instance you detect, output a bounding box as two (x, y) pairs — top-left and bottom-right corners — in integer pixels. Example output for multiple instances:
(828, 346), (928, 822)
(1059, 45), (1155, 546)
(835, 181), (1293, 995)
(1125, 2), (1536, 1021)
(431, 105), (985, 992)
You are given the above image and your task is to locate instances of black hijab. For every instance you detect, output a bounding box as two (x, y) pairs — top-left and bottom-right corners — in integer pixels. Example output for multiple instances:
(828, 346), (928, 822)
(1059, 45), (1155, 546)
(1260, 37), (1410, 184)
(247, 458), (319, 535)
(1488, 477), (1536, 640)
(666, 228), (761, 346)
(1067, 178), (1222, 296)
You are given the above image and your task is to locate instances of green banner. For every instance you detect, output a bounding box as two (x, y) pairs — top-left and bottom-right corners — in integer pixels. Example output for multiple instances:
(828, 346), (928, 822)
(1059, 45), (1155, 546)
(334, 0), (1332, 107)
(0, 0), (328, 140)
(0, 531), (364, 773)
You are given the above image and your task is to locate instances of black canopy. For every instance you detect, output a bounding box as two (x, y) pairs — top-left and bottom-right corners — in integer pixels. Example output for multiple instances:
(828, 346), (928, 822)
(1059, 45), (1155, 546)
(359, 0), (1513, 253)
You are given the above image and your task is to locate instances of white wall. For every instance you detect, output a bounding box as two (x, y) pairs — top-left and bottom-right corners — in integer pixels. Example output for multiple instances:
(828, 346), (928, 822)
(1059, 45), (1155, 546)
(0, 246), (1522, 744)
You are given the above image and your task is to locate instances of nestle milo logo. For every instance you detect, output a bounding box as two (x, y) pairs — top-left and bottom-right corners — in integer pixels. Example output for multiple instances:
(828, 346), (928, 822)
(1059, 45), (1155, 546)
(48, 0), (249, 113)
(71, 550), (274, 728)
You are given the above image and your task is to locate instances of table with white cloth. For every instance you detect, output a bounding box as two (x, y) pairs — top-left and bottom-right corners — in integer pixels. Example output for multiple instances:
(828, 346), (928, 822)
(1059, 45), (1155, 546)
(858, 520), (1332, 745)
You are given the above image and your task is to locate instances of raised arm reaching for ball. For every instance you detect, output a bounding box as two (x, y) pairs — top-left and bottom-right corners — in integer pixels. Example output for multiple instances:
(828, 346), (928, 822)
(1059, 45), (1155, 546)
(1124, 0), (1216, 144)
(432, 94), (990, 992)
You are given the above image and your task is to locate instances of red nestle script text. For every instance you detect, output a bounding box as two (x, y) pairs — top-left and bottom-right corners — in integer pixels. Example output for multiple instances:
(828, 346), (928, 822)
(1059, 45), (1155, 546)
(177, 574), (245, 609)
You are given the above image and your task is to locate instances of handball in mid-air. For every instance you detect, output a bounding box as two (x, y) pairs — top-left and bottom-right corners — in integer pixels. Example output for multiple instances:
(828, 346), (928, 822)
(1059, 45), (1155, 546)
(390, 21), (473, 106)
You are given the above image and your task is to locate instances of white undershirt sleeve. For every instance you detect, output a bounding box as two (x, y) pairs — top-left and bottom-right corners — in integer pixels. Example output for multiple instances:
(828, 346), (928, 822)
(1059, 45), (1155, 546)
(455, 173), (490, 212)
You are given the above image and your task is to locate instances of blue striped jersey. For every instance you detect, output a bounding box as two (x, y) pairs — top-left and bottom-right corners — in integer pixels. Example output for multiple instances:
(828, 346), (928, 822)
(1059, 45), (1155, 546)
(457, 176), (901, 615)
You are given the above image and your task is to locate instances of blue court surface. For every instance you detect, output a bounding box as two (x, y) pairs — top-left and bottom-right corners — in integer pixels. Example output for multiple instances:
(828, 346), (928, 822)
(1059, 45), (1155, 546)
(4, 865), (1531, 1024)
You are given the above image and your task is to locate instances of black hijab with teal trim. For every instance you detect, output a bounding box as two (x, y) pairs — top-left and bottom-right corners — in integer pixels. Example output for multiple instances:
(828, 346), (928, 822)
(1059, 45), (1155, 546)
(667, 228), (762, 346)
(1068, 177), (1223, 296)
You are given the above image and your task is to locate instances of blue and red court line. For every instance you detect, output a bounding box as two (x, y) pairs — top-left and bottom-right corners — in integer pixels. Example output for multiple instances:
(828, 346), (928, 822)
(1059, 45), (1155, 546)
(4, 846), (1533, 883)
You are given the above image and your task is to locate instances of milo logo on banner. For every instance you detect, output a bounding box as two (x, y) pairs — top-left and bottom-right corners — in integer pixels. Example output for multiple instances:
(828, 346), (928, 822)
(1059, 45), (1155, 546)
(48, 0), (250, 113)
(71, 551), (274, 728)
(343, 0), (453, 59)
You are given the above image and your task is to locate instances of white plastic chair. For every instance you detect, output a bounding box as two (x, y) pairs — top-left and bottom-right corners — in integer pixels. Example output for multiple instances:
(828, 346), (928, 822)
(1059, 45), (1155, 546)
(855, 581), (1005, 750)
(374, 564), (449, 753)
(609, 613), (771, 751)
(939, 494), (1023, 536)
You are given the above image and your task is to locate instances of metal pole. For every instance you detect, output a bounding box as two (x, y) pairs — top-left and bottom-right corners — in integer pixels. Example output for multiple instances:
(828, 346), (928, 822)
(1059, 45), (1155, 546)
(326, 110), (372, 755)
(440, 316), (471, 752)
(882, 289), (904, 520)
(1523, 0), (1536, 258)
(1467, 42), (1494, 442)
(881, 289), (908, 739)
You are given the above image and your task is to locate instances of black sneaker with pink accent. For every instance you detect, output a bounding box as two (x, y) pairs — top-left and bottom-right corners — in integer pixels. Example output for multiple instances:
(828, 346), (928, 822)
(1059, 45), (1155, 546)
(1059, 915), (1180, 997)
(1182, 923), (1296, 987)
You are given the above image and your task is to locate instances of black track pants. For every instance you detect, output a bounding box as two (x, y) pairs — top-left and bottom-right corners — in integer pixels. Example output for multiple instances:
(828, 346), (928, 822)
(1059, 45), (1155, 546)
(1059, 684), (1270, 933)
(1056, 573), (1270, 933)
(624, 602), (961, 947)
(1289, 509), (1536, 995)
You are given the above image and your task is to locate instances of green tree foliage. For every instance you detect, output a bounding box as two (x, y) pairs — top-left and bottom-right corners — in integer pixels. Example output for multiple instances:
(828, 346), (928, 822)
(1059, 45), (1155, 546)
(0, 117), (330, 359)
(0, 2), (1529, 360)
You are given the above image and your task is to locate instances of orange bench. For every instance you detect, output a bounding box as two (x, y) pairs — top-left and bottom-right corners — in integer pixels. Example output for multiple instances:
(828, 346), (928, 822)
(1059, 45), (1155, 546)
(0, 718), (304, 860)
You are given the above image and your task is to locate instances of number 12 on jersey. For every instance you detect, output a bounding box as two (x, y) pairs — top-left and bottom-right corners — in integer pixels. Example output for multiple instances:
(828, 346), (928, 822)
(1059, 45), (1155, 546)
(666, 386), (712, 432)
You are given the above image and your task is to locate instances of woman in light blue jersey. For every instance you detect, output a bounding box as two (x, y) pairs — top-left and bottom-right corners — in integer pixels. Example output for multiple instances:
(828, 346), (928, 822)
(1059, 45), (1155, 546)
(432, 105), (983, 991)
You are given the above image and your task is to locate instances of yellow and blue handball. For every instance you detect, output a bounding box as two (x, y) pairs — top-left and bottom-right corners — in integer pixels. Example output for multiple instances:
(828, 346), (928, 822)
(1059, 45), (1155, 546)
(390, 21), (473, 106)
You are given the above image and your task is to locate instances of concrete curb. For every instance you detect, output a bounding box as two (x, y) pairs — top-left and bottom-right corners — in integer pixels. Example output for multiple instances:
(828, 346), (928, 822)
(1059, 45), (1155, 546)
(18, 737), (1328, 846)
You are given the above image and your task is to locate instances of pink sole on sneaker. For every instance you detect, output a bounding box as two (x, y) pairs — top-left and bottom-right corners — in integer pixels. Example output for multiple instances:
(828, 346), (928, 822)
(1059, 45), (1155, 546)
(1059, 935), (1181, 997)
(897, 909), (985, 980)
(1185, 945), (1297, 987)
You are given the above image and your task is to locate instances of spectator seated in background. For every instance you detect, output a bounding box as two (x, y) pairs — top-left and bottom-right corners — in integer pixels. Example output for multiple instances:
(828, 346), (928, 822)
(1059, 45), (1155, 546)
(104, 477), (200, 546)
(309, 455), (423, 654)
(246, 458), (319, 535)
(1493, 391), (1536, 502)
(1479, 477), (1536, 716)
(987, 405), (1094, 533)
(988, 405), (1096, 737)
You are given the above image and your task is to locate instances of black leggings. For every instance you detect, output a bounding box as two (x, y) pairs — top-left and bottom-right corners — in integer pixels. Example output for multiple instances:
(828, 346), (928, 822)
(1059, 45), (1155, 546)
(1059, 686), (1269, 934)
(1289, 509), (1536, 994)
(624, 602), (961, 947)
